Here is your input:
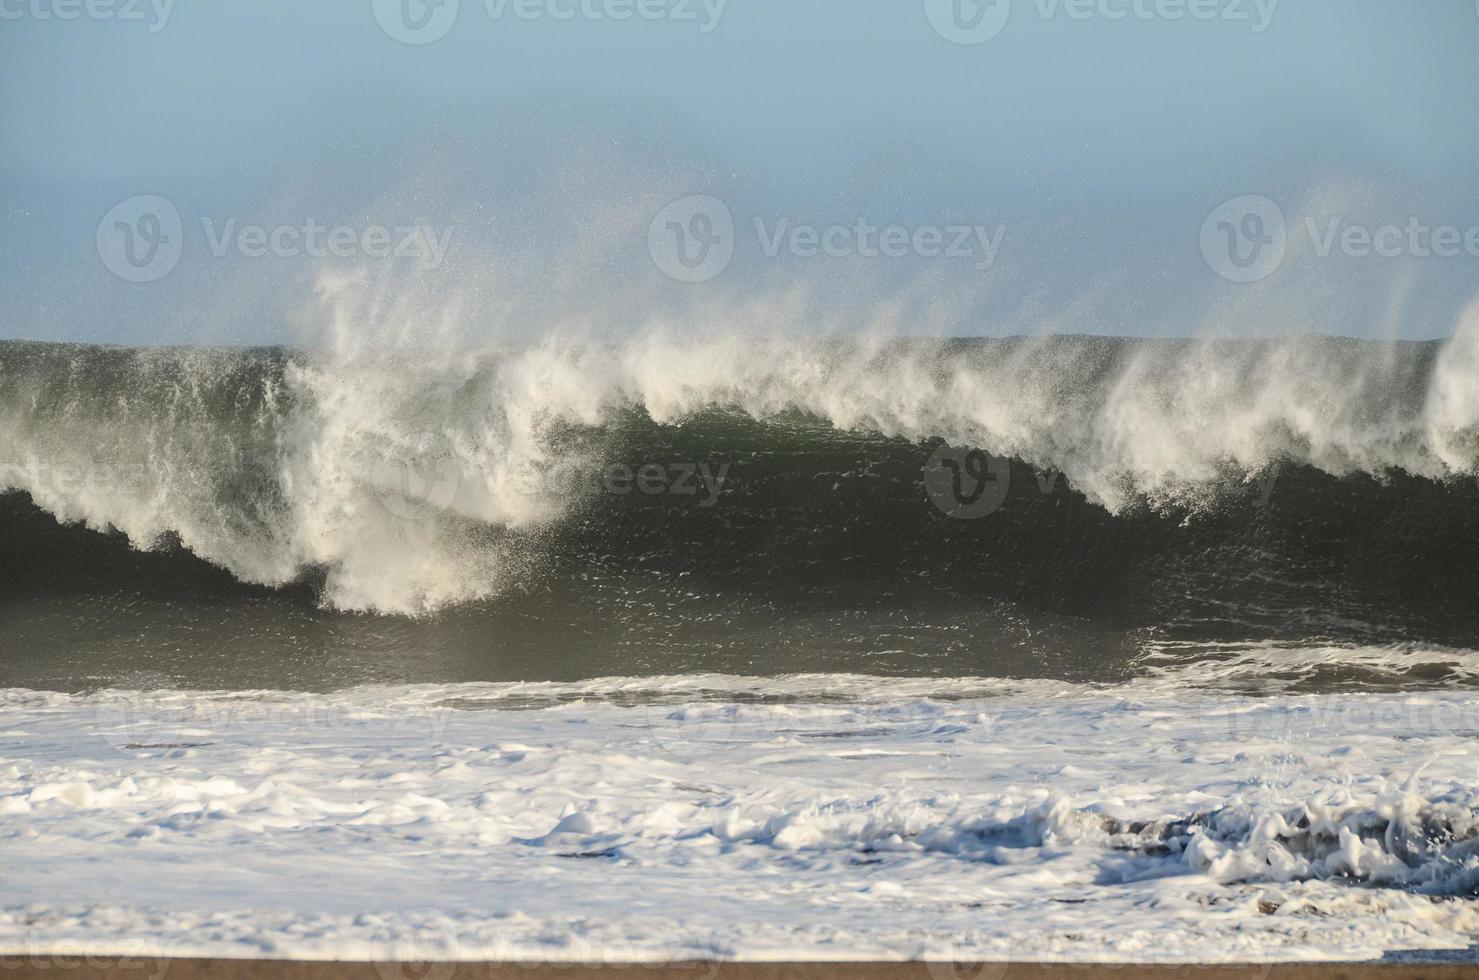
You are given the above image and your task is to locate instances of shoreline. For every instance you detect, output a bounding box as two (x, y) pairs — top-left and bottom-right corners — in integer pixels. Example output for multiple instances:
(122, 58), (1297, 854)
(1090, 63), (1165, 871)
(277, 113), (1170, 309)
(3, 959), (1478, 979)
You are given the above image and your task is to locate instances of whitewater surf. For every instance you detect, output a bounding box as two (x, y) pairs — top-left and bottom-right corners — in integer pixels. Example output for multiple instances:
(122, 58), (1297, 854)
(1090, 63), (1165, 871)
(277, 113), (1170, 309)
(5, 323), (1479, 962)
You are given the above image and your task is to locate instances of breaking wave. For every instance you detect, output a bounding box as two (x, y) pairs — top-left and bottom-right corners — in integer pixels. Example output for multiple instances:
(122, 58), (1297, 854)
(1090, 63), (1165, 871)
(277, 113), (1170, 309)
(2, 288), (1478, 634)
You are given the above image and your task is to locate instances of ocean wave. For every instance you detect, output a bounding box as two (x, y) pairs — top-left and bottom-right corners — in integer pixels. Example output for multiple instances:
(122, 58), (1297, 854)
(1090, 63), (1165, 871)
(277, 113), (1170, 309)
(2, 295), (1478, 618)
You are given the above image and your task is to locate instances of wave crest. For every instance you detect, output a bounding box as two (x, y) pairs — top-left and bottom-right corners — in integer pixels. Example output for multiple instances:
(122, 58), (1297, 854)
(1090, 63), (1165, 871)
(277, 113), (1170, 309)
(3, 294), (1479, 615)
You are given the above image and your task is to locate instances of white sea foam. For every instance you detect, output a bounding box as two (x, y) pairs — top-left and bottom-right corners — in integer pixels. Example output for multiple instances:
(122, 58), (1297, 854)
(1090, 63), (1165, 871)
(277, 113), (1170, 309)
(2, 675), (1479, 962)
(2, 280), (1479, 613)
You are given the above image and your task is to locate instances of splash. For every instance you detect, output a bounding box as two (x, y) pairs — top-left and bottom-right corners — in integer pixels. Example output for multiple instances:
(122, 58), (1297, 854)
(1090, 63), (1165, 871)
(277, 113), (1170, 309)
(2, 283), (1478, 615)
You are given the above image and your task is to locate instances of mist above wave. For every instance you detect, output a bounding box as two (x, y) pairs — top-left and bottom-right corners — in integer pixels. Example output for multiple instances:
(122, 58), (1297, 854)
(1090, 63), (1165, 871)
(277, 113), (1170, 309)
(2, 276), (1478, 615)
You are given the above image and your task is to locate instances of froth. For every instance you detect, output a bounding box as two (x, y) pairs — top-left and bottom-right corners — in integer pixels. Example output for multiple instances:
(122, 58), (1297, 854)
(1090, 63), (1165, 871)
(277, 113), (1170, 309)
(2, 287), (1477, 614)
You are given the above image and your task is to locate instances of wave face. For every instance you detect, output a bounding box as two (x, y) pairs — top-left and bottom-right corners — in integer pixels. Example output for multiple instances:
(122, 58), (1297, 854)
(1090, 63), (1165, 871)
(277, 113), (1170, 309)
(3, 324), (1479, 689)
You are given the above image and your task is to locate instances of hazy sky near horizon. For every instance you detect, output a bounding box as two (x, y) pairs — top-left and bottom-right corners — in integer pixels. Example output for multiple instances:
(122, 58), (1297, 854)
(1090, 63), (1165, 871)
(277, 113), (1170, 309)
(3, 0), (1478, 345)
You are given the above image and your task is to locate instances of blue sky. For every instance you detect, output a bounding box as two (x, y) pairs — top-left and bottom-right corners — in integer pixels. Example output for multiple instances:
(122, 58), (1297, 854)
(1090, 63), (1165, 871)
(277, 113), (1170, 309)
(3, 0), (1477, 345)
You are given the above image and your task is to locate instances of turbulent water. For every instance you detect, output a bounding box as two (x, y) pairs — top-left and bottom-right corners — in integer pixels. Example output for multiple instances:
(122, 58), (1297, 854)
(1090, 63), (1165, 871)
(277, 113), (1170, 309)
(2, 323), (1479, 691)
(6, 321), (1479, 962)
(5, 677), (1479, 962)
